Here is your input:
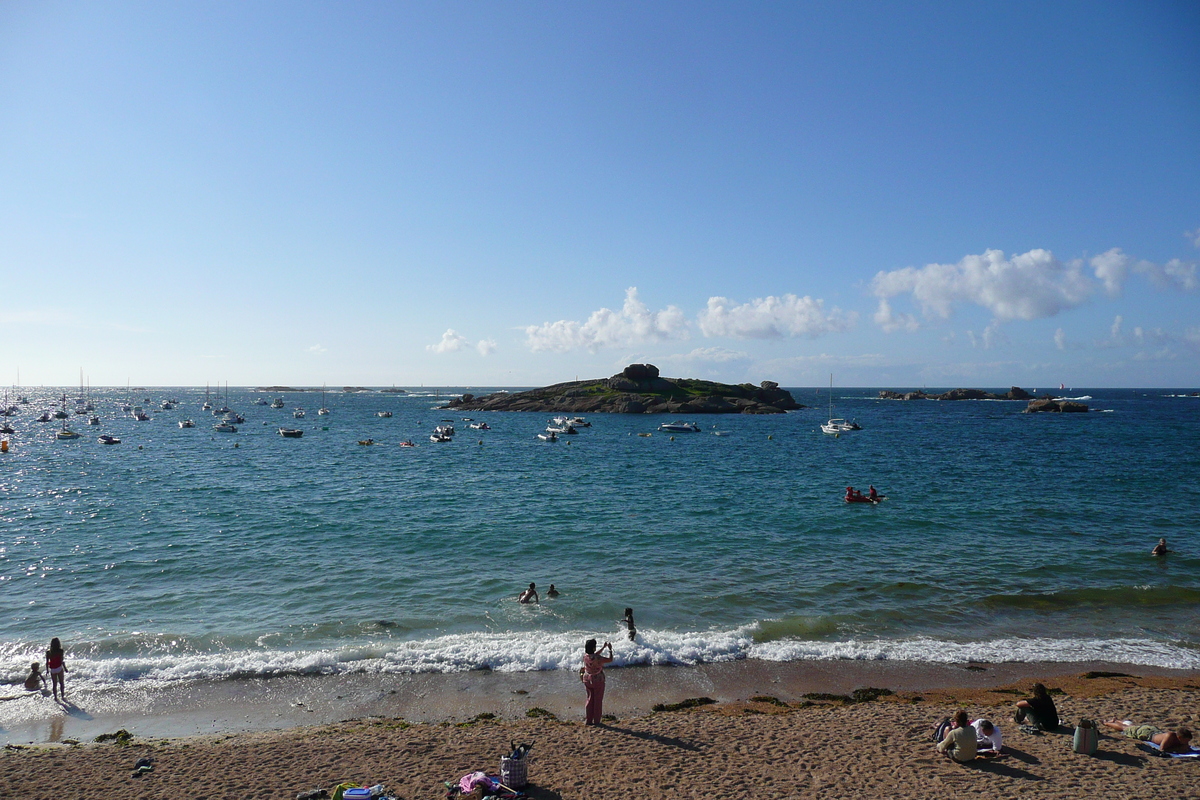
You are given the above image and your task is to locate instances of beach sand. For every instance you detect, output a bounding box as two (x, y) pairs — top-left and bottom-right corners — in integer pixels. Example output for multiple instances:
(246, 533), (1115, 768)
(3, 661), (1197, 799)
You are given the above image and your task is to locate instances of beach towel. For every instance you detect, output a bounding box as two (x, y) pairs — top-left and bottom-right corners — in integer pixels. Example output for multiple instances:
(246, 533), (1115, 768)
(1138, 742), (1200, 759)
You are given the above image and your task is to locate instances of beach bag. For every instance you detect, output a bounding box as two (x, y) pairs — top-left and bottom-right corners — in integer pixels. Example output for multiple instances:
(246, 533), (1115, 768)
(500, 756), (527, 789)
(1073, 719), (1099, 755)
(932, 717), (952, 743)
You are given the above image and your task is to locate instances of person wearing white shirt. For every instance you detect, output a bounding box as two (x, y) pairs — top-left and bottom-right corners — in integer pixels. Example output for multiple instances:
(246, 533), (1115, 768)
(973, 718), (1003, 753)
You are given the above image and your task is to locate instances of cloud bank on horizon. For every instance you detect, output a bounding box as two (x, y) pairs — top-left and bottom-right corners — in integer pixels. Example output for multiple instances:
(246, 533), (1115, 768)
(424, 244), (1197, 363)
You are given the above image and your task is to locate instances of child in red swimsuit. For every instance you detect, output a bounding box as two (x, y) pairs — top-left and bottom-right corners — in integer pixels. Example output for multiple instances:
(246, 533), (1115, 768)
(45, 638), (67, 701)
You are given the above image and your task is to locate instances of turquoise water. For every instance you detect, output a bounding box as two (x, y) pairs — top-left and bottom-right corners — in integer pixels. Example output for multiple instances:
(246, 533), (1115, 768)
(2, 386), (1198, 690)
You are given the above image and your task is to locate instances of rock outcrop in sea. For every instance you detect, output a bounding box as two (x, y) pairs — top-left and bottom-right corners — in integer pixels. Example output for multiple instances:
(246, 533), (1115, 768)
(1023, 398), (1088, 413)
(441, 364), (802, 414)
(877, 387), (1033, 401)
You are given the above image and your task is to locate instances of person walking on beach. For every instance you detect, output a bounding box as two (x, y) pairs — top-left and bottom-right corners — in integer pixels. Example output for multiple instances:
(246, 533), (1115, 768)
(618, 608), (636, 641)
(518, 583), (539, 604)
(1014, 682), (1058, 730)
(45, 638), (67, 701)
(581, 639), (613, 725)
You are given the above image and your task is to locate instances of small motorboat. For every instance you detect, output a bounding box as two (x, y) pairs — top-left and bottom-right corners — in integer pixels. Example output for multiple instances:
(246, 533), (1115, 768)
(435, 424), (454, 436)
(88, 415), (100, 425)
(430, 433), (452, 443)
(468, 422), (490, 430)
(56, 428), (81, 440)
(293, 409), (306, 419)
(377, 411), (393, 418)
(546, 423), (577, 435)
(658, 421), (700, 432)
(278, 427), (303, 438)
(179, 419), (195, 428)
(37, 412), (51, 422)
(270, 398), (285, 408)
(99, 435), (121, 445)
(318, 407), (330, 416)
(357, 439), (375, 446)
(213, 422), (238, 433)
(536, 431), (558, 442)
(0, 422), (14, 434)
(399, 440), (416, 447)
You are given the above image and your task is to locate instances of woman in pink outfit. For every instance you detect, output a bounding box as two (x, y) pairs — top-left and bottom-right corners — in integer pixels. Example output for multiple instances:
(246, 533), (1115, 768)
(582, 639), (614, 725)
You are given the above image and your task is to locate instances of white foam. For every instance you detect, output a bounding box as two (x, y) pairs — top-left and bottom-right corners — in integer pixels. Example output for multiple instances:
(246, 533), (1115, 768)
(5, 627), (1197, 691)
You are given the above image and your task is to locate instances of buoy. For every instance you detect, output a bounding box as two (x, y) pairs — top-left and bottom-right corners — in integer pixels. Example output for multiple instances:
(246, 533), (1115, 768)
(768, 434), (773, 440)
(1, 439), (8, 452)
(478, 440), (483, 445)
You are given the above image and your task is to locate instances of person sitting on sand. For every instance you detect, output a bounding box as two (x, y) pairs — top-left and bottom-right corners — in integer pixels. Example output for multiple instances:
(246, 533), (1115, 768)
(546, 584), (560, 598)
(1152, 538), (1169, 556)
(937, 710), (978, 762)
(518, 582), (539, 604)
(1102, 721), (1193, 752)
(973, 718), (1002, 753)
(24, 662), (46, 692)
(1014, 682), (1058, 730)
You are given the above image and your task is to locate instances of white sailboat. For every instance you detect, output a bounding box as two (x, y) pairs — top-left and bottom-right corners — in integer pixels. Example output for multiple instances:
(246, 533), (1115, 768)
(821, 375), (860, 435)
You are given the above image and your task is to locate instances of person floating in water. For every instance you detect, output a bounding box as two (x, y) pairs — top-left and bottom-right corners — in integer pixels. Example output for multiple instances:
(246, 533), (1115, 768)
(619, 608), (636, 641)
(546, 584), (560, 598)
(518, 582), (539, 604)
(1152, 538), (1169, 556)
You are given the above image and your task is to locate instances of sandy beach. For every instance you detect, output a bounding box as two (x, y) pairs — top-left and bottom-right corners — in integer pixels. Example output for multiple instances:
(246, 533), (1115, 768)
(3, 660), (1197, 799)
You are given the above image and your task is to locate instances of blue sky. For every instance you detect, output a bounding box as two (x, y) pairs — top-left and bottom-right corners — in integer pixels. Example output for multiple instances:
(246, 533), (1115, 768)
(2, 1), (1198, 388)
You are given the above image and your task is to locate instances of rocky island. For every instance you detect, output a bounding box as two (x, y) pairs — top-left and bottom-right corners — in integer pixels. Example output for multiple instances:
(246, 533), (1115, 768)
(441, 364), (802, 414)
(877, 387), (1086, 412)
(877, 387), (1034, 401)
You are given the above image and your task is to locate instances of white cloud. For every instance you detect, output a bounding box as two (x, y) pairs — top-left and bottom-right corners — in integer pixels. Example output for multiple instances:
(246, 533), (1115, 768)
(966, 320), (1004, 350)
(678, 346), (750, 363)
(697, 294), (855, 339)
(873, 297), (919, 333)
(524, 288), (690, 353)
(476, 339), (497, 357)
(1054, 328), (1066, 350)
(871, 248), (1095, 324)
(1090, 248), (1128, 297)
(1186, 227), (1200, 248)
(1133, 258), (1198, 292)
(308, 344), (328, 355)
(427, 329), (469, 354)
(1111, 315), (1124, 339)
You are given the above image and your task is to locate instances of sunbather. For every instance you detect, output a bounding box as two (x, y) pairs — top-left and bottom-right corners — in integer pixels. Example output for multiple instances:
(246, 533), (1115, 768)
(1102, 721), (1193, 753)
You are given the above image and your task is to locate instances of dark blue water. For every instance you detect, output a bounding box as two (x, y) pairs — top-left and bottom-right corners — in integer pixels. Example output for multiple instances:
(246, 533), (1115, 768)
(2, 386), (1197, 689)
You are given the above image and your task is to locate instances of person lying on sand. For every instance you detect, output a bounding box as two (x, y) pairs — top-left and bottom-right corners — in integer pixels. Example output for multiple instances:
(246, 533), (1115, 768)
(1102, 721), (1193, 752)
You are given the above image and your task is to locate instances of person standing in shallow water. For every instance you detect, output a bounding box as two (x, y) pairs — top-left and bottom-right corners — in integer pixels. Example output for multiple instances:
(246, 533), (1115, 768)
(518, 583), (539, 604)
(582, 639), (613, 725)
(45, 638), (67, 701)
(619, 608), (636, 641)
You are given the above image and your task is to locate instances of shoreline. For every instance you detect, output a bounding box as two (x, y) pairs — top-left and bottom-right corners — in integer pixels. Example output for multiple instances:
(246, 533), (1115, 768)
(3, 657), (1197, 746)
(2, 663), (1197, 800)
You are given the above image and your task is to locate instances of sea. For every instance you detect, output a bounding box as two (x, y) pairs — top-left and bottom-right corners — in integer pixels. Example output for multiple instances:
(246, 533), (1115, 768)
(2, 386), (1198, 697)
